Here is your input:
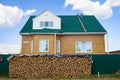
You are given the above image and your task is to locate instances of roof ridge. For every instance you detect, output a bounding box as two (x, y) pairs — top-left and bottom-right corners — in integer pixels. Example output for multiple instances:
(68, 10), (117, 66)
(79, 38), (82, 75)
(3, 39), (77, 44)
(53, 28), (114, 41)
(77, 15), (87, 32)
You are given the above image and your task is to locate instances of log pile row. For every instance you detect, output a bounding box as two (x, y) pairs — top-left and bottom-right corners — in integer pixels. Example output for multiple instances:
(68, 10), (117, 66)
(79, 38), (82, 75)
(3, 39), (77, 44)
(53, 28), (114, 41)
(9, 55), (92, 78)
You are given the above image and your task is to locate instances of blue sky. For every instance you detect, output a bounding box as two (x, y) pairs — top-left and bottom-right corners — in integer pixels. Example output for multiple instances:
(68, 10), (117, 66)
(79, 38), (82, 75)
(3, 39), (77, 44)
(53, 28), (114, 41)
(0, 0), (120, 53)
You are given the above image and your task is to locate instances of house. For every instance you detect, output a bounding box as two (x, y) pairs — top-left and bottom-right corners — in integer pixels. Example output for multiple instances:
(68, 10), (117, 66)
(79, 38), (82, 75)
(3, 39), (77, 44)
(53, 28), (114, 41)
(20, 10), (107, 54)
(108, 50), (120, 54)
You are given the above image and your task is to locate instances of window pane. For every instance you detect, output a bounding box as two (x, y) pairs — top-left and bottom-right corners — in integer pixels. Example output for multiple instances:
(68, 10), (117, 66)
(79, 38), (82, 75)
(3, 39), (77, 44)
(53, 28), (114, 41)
(86, 42), (92, 52)
(50, 21), (53, 27)
(76, 42), (81, 52)
(81, 42), (86, 52)
(40, 21), (44, 27)
(56, 40), (60, 52)
(39, 40), (48, 52)
(45, 22), (49, 27)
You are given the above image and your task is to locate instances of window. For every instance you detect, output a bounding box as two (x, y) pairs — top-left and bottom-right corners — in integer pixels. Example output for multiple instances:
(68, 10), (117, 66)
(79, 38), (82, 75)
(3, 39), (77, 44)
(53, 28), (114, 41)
(40, 21), (53, 27)
(40, 21), (44, 27)
(56, 40), (60, 52)
(76, 41), (92, 52)
(39, 40), (49, 52)
(45, 22), (49, 27)
(50, 21), (53, 27)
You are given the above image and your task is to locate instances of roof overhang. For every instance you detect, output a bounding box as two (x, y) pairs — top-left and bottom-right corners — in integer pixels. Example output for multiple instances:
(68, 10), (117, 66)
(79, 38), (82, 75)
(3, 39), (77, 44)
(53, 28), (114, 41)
(20, 32), (107, 35)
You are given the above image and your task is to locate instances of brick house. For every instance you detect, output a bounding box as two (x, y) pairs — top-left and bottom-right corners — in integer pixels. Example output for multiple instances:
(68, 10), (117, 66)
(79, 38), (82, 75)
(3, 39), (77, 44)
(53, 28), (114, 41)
(20, 10), (107, 54)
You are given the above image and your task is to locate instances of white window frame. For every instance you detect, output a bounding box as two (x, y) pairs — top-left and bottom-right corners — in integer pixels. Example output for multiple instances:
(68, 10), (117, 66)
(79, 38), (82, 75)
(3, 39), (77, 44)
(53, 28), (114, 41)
(75, 41), (92, 53)
(40, 21), (53, 27)
(56, 40), (60, 52)
(39, 39), (49, 52)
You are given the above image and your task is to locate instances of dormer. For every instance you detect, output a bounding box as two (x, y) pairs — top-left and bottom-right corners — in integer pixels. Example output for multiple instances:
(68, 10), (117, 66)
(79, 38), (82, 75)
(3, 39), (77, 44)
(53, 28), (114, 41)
(32, 10), (61, 29)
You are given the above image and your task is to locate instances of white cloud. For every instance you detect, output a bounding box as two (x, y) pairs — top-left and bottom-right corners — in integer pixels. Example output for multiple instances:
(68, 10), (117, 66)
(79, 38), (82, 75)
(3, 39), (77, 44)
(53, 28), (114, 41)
(105, 0), (120, 6)
(25, 9), (36, 15)
(64, 0), (120, 19)
(0, 3), (36, 28)
(0, 43), (21, 54)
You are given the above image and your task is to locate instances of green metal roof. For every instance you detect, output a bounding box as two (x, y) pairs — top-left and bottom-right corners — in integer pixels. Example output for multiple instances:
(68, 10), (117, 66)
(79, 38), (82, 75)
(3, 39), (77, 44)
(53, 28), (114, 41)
(20, 15), (107, 34)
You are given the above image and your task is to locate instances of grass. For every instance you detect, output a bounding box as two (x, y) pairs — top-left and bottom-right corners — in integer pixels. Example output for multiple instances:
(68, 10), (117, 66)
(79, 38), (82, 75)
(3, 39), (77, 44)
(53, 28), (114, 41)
(0, 72), (8, 77)
(0, 73), (120, 80)
(79, 74), (120, 79)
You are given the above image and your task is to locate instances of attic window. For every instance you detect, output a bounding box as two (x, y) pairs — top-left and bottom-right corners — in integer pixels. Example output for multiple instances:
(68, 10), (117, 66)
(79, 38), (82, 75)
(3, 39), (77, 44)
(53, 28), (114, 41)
(40, 21), (53, 27)
(45, 22), (49, 27)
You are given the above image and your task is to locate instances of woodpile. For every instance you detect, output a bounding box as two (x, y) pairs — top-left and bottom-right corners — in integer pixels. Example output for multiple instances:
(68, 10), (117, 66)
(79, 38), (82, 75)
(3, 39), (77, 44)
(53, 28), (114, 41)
(9, 54), (92, 78)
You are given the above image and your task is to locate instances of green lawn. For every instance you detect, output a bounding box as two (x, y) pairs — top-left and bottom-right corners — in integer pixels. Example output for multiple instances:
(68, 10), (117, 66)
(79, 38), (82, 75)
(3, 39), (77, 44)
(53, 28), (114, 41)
(0, 73), (8, 77)
(0, 73), (120, 80)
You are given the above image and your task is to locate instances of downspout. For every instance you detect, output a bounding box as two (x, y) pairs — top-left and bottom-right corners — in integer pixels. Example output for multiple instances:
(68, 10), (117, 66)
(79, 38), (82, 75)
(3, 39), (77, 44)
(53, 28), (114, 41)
(54, 33), (56, 54)
(106, 33), (109, 54)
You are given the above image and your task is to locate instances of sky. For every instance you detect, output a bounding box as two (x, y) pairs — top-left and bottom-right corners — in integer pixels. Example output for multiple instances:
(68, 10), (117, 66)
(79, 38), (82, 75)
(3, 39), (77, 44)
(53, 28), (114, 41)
(0, 0), (120, 54)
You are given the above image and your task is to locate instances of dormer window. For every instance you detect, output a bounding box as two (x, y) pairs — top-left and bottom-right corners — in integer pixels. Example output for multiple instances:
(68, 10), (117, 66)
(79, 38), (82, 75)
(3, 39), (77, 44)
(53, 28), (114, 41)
(40, 21), (44, 27)
(40, 21), (53, 27)
(45, 21), (49, 27)
(50, 21), (53, 27)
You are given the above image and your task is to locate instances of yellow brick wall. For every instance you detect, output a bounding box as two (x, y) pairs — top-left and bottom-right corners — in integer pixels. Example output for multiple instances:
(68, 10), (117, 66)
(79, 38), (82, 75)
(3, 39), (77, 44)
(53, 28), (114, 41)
(60, 34), (105, 54)
(21, 35), (33, 54)
(33, 34), (55, 54)
(21, 34), (105, 54)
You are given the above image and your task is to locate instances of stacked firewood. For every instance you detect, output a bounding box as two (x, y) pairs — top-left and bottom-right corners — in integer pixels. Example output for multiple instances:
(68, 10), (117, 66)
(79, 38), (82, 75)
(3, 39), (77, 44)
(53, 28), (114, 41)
(9, 55), (92, 78)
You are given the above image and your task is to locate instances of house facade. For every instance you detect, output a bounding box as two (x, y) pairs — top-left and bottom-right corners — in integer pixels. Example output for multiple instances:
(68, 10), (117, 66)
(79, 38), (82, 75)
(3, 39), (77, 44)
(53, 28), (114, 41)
(20, 10), (107, 54)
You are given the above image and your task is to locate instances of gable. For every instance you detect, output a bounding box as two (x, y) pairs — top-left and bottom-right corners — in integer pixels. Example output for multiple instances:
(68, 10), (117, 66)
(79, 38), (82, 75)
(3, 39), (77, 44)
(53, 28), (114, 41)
(32, 10), (61, 29)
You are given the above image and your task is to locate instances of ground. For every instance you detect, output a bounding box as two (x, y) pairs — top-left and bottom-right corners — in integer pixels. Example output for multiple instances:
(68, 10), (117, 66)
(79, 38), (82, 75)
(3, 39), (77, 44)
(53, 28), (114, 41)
(0, 73), (120, 80)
